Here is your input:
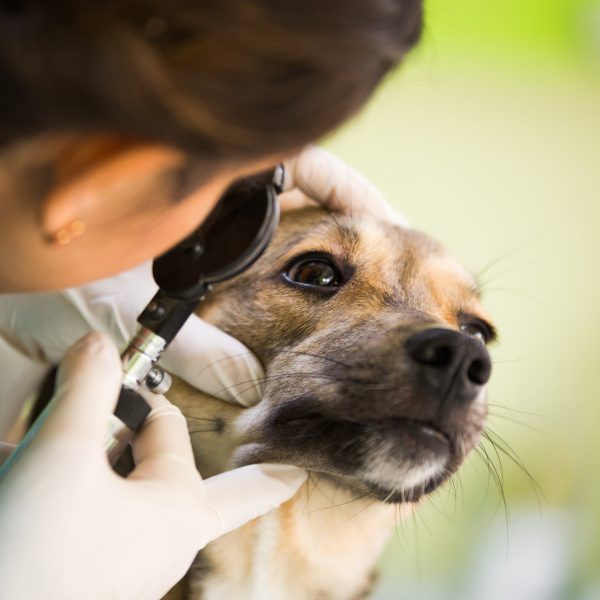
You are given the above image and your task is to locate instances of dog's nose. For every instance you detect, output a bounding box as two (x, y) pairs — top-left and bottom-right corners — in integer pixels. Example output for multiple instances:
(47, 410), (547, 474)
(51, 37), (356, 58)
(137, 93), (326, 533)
(405, 328), (491, 402)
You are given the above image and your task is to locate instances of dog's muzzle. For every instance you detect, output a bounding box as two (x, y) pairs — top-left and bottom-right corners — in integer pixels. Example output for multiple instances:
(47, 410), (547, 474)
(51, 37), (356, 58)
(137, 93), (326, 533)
(235, 323), (492, 504)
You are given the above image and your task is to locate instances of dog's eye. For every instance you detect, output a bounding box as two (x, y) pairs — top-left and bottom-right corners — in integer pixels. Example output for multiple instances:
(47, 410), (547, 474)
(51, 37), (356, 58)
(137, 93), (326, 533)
(460, 322), (492, 344)
(284, 256), (341, 290)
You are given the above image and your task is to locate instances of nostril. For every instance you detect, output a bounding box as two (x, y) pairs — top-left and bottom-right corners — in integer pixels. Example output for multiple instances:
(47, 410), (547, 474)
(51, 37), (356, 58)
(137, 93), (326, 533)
(406, 328), (459, 370)
(406, 328), (493, 402)
(418, 343), (453, 369)
(467, 357), (491, 385)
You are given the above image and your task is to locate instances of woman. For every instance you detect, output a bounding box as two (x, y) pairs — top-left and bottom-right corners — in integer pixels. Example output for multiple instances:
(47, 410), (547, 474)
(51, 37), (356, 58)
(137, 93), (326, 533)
(0, 1), (422, 597)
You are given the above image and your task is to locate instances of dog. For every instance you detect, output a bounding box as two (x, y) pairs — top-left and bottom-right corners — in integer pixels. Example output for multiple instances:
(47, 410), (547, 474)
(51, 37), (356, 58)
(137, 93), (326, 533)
(161, 201), (496, 600)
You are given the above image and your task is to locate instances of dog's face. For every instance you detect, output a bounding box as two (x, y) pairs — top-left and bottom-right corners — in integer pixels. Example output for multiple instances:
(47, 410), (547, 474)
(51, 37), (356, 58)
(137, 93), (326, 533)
(197, 207), (495, 503)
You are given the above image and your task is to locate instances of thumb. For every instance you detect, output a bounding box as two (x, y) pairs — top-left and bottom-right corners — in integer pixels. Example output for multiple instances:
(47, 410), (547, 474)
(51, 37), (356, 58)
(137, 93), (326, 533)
(35, 332), (123, 451)
(201, 464), (307, 542)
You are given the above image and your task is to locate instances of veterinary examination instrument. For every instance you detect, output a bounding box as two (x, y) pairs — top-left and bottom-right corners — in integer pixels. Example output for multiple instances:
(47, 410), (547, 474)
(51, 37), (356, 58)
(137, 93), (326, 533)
(107, 166), (283, 468)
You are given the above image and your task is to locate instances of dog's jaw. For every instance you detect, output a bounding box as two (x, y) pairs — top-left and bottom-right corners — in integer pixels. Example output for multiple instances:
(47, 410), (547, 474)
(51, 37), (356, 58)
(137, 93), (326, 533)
(233, 386), (487, 504)
(358, 433), (450, 501)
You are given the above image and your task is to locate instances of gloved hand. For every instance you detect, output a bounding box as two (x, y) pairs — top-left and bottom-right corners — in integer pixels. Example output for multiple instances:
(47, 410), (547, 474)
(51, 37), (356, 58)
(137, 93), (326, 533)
(282, 145), (408, 225)
(0, 260), (265, 439)
(0, 333), (306, 600)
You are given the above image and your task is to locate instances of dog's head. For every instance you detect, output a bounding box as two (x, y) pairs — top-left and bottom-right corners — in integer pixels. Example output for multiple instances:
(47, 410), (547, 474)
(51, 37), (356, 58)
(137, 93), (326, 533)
(196, 206), (495, 503)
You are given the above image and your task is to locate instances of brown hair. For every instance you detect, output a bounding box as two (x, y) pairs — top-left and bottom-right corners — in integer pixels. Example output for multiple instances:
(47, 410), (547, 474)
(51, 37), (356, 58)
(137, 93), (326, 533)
(0, 0), (422, 169)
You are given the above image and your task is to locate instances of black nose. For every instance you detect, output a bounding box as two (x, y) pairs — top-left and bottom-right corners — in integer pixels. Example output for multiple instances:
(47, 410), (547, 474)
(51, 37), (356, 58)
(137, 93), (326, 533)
(405, 328), (492, 402)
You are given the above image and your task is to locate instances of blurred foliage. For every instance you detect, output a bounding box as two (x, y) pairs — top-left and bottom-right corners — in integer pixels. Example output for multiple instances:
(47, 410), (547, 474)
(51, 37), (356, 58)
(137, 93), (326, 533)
(422, 0), (597, 65)
(323, 0), (600, 597)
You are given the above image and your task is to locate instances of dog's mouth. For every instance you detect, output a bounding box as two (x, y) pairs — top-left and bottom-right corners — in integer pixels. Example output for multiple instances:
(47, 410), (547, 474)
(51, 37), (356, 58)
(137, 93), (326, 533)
(278, 411), (452, 452)
(235, 405), (465, 503)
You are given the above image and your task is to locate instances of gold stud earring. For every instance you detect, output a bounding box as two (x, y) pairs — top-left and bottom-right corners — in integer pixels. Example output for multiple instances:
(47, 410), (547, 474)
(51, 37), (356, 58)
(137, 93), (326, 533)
(47, 219), (86, 246)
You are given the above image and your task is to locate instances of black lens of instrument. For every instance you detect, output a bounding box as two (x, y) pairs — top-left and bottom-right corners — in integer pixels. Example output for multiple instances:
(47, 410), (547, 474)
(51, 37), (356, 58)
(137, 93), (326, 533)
(153, 170), (280, 299)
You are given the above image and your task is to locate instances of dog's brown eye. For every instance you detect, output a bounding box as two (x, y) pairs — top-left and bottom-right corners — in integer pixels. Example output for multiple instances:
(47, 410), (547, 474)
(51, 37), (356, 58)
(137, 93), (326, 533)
(284, 257), (341, 290)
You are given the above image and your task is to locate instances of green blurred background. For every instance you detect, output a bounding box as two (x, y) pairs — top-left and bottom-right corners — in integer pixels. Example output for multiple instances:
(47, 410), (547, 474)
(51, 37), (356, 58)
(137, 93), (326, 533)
(323, 0), (600, 598)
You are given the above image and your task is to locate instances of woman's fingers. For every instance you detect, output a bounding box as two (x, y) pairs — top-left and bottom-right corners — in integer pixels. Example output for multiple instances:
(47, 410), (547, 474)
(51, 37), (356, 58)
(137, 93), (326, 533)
(278, 189), (318, 212)
(36, 332), (123, 451)
(129, 392), (198, 483)
(283, 145), (408, 226)
(201, 464), (307, 542)
(0, 333), (122, 479)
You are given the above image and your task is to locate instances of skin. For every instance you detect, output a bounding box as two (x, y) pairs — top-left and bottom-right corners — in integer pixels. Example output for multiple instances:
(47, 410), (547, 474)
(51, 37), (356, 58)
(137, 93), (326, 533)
(0, 134), (279, 293)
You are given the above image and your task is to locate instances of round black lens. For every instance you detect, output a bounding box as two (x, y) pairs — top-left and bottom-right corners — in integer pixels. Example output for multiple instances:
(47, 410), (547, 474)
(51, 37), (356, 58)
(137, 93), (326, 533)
(153, 172), (280, 299)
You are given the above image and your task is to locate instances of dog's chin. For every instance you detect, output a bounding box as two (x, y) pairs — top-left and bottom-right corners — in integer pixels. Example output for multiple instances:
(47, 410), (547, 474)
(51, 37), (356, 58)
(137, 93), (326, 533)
(233, 414), (466, 504)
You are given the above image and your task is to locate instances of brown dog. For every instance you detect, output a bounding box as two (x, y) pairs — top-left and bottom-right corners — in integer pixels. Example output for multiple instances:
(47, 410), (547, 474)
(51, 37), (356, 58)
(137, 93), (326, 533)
(164, 205), (496, 599)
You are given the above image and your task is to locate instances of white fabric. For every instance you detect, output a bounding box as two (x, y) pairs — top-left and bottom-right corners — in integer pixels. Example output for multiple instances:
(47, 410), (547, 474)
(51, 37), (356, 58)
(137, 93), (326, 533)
(0, 333), (306, 599)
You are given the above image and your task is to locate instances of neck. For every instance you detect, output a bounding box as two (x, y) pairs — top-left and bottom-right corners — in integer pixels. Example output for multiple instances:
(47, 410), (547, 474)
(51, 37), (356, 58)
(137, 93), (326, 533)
(190, 477), (397, 600)
(166, 383), (402, 600)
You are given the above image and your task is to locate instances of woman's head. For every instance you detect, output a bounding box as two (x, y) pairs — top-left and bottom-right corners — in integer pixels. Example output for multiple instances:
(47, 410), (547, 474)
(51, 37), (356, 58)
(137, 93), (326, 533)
(0, 0), (422, 292)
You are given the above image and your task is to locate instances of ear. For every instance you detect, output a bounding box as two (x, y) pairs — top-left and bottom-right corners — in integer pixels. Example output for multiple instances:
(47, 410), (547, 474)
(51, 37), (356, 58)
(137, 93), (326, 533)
(41, 183), (92, 237)
(39, 137), (183, 238)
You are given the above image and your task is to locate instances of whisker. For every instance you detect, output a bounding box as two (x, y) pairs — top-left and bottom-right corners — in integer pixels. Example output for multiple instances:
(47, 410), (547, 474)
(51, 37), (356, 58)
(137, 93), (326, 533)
(338, 495), (380, 524)
(474, 223), (554, 283)
(487, 403), (549, 419)
(277, 349), (355, 370)
(487, 412), (547, 434)
(185, 415), (225, 435)
(483, 432), (506, 489)
(479, 287), (561, 312)
(473, 447), (494, 511)
(313, 491), (372, 513)
(476, 258), (545, 293)
(212, 370), (385, 398)
(193, 351), (258, 378)
(491, 357), (534, 365)
(188, 427), (222, 434)
(306, 472), (323, 505)
(483, 428), (545, 510)
(477, 440), (510, 539)
(413, 501), (432, 537)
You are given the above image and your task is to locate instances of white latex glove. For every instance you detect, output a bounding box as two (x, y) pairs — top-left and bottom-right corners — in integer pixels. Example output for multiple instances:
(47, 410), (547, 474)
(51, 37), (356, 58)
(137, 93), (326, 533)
(0, 333), (306, 600)
(0, 261), (264, 437)
(282, 145), (409, 225)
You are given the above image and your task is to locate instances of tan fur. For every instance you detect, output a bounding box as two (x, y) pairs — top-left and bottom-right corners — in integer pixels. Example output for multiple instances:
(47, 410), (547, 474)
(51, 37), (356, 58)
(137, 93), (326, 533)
(161, 207), (494, 599)
(164, 383), (410, 600)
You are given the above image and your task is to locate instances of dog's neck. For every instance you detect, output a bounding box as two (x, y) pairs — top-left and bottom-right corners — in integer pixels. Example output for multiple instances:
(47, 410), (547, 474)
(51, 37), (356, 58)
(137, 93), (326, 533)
(191, 479), (398, 600)
(166, 384), (401, 600)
